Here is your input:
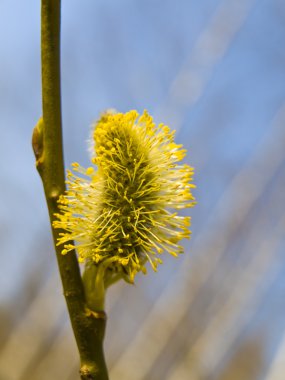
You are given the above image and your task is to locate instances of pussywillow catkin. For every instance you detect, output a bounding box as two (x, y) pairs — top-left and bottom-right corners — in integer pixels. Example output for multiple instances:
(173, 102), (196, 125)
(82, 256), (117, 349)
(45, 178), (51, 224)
(53, 110), (196, 284)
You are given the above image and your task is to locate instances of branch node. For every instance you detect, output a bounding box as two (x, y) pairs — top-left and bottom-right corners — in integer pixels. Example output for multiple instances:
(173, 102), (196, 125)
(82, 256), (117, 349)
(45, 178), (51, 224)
(32, 117), (44, 163)
(85, 307), (107, 321)
(80, 364), (98, 380)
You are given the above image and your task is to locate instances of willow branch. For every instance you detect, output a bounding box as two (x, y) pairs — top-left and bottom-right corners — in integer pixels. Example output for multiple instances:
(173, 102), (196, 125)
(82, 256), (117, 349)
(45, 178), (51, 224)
(32, 1), (109, 379)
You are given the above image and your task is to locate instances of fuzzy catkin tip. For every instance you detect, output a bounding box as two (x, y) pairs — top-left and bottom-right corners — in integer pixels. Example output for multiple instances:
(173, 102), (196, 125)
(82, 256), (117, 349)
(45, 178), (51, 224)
(53, 110), (196, 284)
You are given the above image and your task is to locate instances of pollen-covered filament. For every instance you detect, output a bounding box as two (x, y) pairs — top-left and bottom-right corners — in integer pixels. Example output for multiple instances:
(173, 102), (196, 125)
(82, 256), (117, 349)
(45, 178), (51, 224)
(53, 110), (196, 283)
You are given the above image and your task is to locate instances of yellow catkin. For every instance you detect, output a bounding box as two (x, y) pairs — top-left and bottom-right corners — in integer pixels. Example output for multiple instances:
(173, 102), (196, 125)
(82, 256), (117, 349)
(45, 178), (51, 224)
(53, 110), (196, 283)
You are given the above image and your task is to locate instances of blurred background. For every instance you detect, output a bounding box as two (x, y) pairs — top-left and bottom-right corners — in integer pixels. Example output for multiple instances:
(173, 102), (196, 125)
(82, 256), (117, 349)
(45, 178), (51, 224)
(0, 0), (285, 379)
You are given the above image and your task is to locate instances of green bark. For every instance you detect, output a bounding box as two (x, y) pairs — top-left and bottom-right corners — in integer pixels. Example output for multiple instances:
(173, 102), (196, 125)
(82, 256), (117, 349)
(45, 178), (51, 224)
(32, 1), (109, 379)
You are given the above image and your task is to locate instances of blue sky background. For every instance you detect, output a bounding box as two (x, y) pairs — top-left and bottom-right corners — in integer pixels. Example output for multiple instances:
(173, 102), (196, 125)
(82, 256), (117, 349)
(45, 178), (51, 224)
(0, 1), (285, 379)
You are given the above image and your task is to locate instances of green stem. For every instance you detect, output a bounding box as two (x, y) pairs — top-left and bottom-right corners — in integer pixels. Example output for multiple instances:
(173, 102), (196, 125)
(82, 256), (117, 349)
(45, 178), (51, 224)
(32, 1), (109, 379)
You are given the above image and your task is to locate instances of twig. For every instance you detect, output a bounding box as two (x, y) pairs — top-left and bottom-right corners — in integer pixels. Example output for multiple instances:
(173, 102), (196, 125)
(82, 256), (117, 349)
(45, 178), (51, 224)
(32, 1), (109, 379)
